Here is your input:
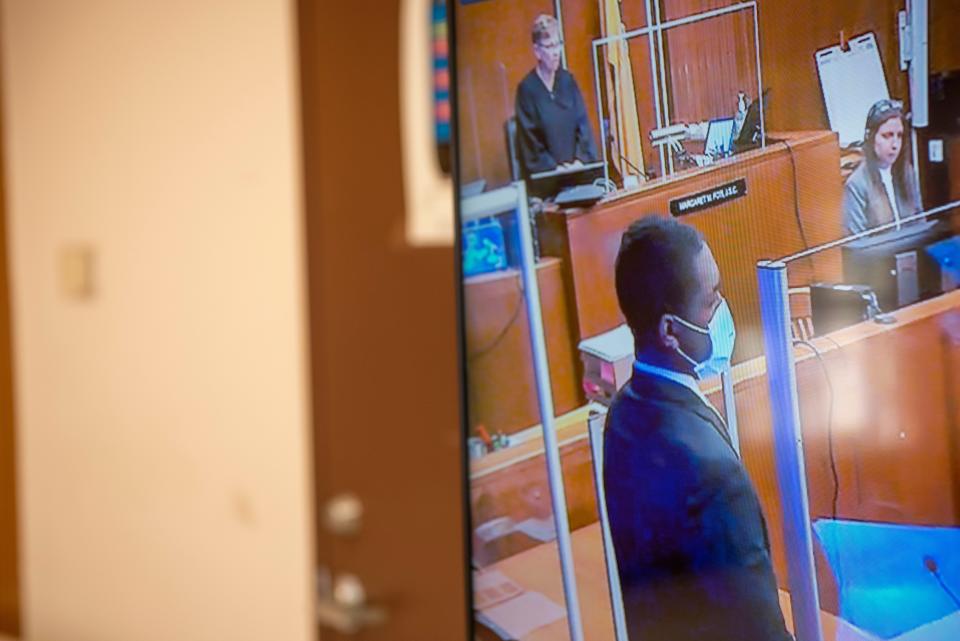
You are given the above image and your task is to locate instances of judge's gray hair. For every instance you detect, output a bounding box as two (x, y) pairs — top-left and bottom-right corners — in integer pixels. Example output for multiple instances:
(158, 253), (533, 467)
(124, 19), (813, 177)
(531, 14), (558, 45)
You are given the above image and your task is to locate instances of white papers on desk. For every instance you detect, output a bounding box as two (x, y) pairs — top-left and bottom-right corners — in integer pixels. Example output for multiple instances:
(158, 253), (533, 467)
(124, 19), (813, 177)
(512, 516), (557, 542)
(473, 569), (524, 610)
(816, 32), (890, 147)
(479, 590), (566, 639)
(474, 569), (566, 638)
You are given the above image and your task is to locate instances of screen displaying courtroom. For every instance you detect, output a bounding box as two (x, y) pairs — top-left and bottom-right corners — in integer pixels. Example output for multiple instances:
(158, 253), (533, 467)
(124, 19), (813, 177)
(452, 1), (960, 640)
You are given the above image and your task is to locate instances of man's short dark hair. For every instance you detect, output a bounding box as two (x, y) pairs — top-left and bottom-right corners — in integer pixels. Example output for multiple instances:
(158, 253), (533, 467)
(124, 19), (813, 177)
(614, 216), (705, 340)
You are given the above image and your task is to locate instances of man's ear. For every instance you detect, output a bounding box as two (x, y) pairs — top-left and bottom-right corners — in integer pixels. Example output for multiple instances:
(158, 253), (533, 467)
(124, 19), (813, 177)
(658, 315), (680, 351)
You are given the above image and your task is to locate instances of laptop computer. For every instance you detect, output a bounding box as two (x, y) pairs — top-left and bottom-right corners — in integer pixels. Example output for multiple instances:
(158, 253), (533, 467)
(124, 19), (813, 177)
(704, 117), (735, 159)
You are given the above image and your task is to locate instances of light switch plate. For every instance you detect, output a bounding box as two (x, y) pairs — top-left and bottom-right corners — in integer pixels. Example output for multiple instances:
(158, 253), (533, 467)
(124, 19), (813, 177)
(60, 245), (95, 300)
(929, 139), (944, 163)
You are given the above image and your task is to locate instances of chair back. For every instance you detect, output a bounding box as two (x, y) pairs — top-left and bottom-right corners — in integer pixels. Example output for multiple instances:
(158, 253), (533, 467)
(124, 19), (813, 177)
(505, 116), (521, 182)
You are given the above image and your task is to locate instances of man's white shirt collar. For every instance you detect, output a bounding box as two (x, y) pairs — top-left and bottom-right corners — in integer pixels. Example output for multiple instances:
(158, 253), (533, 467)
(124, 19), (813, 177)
(632, 360), (722, 420)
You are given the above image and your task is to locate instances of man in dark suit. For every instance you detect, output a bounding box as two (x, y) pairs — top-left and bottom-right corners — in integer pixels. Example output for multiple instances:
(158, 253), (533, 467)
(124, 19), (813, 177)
(604, 216), (793, 641)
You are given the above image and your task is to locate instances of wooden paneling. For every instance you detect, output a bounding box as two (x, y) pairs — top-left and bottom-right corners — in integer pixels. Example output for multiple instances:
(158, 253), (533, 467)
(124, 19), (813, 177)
(470, 430), (598, 567)
(0, 31), (19, 635)
(731, 292), (960, 610)
(661, 0), (732, 21)
(540, 131), (844, 362)
(468, 407), (599, 569)
(795, 314), (960, 527)
(662, 8), (760, 126)
(951, 137), (960, 201)
(464, 258), (584, 436)
(621, 0), (650, 29)
(667, 0), (915, 131)
(931, 0), (960, 73)
(618, 33), (663, 175)
(756, 0), (909, 132)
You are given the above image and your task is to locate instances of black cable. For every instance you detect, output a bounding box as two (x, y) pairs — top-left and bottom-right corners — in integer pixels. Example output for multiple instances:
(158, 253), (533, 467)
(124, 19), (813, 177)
(782, 140), (812, 251)
(924, 556), (960, 609)
(794, 338), (843, 595)
(794, 339), (840, 522)
(467, 277), (525, 361)
(618, 154), (651, 180)
(935, 573), (960, 608)
(934, 572), (960, 609)
(820, 334), (849, 368)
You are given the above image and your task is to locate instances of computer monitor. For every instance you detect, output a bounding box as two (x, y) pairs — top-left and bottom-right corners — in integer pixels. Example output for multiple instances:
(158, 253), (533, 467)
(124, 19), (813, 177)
(733, 90), (770, 152)
(704, 118), (735, 158)
(526, 160), (605, 200)
(842, 219), (950, 311)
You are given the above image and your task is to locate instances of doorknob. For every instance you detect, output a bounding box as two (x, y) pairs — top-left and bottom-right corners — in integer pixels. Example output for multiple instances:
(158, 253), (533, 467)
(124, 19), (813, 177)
(317, 569), (387, 634)
(323, 492), (364, 536)
(318, 495), (384, 633)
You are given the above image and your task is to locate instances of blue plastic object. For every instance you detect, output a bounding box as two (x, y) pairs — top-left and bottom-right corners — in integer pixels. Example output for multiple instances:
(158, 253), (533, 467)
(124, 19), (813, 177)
(462, 217), (508, 277)
(813, 519), (960, 639)
(926, 235), (960, 282)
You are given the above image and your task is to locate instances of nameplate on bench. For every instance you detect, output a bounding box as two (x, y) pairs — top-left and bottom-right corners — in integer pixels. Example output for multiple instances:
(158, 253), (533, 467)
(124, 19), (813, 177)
(670, 178), (747, 216)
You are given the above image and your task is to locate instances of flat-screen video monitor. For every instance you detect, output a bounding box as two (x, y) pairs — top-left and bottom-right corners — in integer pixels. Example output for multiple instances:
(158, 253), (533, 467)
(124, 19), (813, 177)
(733, 90), (769, 152)
(528, 160), (605, 200)
(449, 3), (960, 641)
(705, 117), (735, 158)
(842, 219), (948, 311)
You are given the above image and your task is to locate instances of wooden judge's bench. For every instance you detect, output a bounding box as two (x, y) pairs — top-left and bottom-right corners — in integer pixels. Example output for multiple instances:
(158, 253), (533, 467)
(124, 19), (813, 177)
(464, 130), (846, 437)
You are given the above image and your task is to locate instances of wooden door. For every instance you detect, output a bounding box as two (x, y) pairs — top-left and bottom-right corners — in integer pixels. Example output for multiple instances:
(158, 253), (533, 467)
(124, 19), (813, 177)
(298, 1), (469, 639)
(0, 36), (20, 636)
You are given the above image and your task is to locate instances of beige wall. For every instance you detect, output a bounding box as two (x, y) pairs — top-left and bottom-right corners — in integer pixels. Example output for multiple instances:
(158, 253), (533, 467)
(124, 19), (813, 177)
(0, 1), (315, 640)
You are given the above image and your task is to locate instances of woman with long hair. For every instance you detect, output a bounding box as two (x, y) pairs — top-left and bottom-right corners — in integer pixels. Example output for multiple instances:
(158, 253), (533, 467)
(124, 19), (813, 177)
(843, 99), (922, 234)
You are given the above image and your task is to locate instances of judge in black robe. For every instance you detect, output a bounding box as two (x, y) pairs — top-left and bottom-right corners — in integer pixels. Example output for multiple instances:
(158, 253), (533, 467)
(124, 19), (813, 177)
(515, 15), (598, 179)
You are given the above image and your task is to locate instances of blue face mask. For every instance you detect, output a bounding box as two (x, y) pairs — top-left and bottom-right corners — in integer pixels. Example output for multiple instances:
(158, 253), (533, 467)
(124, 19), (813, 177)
(668, 296), (736, 380)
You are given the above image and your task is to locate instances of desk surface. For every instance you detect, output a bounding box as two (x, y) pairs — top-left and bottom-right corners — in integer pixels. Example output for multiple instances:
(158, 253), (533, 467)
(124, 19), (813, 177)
(483, 522), (872, 640)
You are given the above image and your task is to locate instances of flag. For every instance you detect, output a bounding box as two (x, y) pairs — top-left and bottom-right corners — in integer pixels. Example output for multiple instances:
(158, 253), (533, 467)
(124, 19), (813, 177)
(599, 0), (645, 182)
